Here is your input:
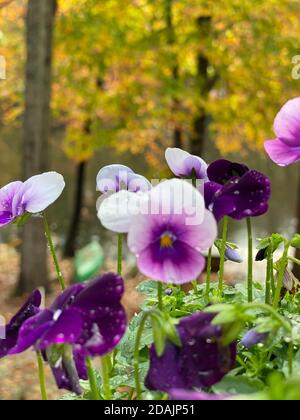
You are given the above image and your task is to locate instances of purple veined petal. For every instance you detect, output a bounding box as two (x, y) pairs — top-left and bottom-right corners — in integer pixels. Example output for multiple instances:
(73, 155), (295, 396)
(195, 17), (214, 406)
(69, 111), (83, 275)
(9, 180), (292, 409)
(136, 240), (206, 284)
(50, 283), (85, 312)
(169, 389), (230, 400)
(36, 308), (83, 351)
(97, 191), (146, 233)
(76, 305), (127, 357)
(207, 159), (249, 185)
(73, 346), (88, 380)
(264, 138), (300, 166)
(165, 148), (208, 179)
(96, 164), (134, 193)
(14, 172), (65, 214)
(0, 181), (23, 212)
(145, 343), (185, 392)
(273, 98), (300, 147)
(0, 181), (23, 225)
(127, 172), (152, 192)
(72, 273), (125, 311)
(9, 309), (54, 355)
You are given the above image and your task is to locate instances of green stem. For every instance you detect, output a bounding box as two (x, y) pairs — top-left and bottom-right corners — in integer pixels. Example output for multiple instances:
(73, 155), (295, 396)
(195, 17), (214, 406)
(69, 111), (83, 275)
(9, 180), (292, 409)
(43, 212), (66, 291)
(206, 246), (212, 296)
(247, 218), (253, 303)
(192, 280), (198, 294)
(218, 216), (229, 295)
(86, 357), (100, 400)
(270, 258), (275, 296)
(101, 355), (112, 400)
(37, 352), (47, 401)
(134, 311), (153, 399)
(288, 340), (294, 376)
(273, 242), (290, 310)
(117, 233), (123, 275)
(157, 282), (163, 311)
(265, 246), (272, 305)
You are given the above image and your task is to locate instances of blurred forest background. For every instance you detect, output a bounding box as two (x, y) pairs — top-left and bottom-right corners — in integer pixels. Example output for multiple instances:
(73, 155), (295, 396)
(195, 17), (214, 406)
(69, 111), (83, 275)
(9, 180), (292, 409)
(1, 0), (300, 296)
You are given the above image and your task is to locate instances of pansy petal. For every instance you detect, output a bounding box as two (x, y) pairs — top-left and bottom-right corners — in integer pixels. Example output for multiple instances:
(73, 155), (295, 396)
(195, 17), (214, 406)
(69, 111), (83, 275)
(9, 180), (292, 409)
(0, 181), (23, 212)
(264, 138), (300, 166)
(145, 343), (185, 392)
(165, 148), (208, 179)
(212, 195), (237, 222)
(137, 240), (206, 284)
(179, 209), (217, 252)
(77, 306), (127, 357)
(273, 97), (300, 146)
(9, 309), (54, 354)
(50, 283), (85, 312)
(17, 172), (65, 214)
(97, 191), (146, 233)
(96, 164), (134, 193)
(37, 308), (83, 350)
(127, 173), (152, 192)
(146, 179), (205, 225)
(73, 273), (125, 311)
(207, 160), (249, 185)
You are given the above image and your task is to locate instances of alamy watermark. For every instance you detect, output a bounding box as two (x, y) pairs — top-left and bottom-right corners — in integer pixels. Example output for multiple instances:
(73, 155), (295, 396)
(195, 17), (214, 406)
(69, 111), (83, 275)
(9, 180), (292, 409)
(292, 55), (300, 80)
(0, 55), (6, 79)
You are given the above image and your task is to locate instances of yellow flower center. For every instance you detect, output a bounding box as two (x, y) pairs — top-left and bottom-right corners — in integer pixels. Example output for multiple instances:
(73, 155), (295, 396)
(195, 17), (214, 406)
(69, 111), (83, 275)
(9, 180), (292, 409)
(160, 233), (174, 248)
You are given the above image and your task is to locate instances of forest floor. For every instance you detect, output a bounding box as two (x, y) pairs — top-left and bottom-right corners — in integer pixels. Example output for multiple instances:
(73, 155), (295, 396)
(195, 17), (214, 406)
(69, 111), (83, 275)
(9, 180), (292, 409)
(0, 244), (250, 400)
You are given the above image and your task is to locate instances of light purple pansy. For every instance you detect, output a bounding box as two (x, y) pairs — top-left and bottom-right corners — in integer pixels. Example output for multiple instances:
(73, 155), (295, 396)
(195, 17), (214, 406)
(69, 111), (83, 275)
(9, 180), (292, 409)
(0, 172), (65, 227)
(165, 148), (208, 180)
(264, 98), (300, 166)
(127, 179), (217, 284)
(96, 164), (151, 194)
(3, 274), (127, 394)
(145, 312), (237, 393)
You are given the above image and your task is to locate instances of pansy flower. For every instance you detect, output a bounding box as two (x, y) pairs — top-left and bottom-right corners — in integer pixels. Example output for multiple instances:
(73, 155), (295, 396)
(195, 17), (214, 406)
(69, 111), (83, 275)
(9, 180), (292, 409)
(0, 172), (65, 227)
(0, 289), (42, 357)
(127, 179), (217, 284)
(205, 159), (271, 221)
(264, 98), (300, 166)
(240, 329), (268, 349)
(4, 273), (127, 394)
(145, 312), (237, 393)
(165, 148), (208, 180)
(96, 164), (151, 194)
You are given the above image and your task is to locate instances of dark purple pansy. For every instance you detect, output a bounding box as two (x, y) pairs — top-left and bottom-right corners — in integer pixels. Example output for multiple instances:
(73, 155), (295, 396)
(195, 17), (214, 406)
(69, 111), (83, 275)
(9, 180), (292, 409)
(145, 312), (236, 393)
(0, 289), (42, 357)
(8, 273), (127, 394)
(205, 160), (271, 222)
(240, 329), (268, 349)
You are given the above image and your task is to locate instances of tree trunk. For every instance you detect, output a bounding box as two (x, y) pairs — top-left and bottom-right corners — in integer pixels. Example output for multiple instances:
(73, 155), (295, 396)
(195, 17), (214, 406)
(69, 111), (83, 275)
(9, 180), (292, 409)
(293, 169), (300, 279)
(64, 161), (87, 258)
(165, 0), (183, 149)
(190, 17), (215, 157)
(17, 0), (57, 294)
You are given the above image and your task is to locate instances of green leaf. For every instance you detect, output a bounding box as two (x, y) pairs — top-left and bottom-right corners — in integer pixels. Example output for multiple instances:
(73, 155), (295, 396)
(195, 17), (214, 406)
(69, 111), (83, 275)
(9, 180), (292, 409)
(291, 234), (300, 249)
